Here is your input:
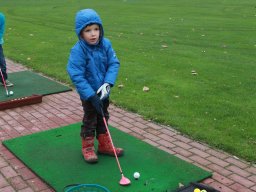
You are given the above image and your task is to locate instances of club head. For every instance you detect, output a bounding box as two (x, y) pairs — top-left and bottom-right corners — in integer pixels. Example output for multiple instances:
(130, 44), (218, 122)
(119, 175), (131, 186)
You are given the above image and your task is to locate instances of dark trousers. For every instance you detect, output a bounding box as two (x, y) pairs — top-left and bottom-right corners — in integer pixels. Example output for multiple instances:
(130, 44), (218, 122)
(80, 99), (109, 138)
(0, 45), (7, 81)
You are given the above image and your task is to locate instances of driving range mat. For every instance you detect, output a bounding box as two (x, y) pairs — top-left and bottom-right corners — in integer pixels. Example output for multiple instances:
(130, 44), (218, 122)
(3, 123), (212, 192)
(0, 70), (71, 103)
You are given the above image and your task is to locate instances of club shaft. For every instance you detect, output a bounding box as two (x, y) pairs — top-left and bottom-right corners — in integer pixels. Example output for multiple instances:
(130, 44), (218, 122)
(101, 111), (123, 174)
(0, 68), (8, 95)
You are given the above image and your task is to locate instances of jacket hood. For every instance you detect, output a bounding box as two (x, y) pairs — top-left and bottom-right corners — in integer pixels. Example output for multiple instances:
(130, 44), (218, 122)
(75, 9), (104, 42)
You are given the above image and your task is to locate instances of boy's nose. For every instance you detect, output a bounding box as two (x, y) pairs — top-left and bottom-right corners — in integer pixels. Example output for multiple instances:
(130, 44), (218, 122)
(91, 30), (96, 35)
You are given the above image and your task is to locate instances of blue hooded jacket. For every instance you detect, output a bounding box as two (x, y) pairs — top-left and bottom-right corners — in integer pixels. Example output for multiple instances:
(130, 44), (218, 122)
(0, 13), (5, 45)
(67, 9), (120, 100)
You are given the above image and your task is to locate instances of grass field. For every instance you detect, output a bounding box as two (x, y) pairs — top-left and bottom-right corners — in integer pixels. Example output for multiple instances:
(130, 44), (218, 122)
(1, 0), (255, 162)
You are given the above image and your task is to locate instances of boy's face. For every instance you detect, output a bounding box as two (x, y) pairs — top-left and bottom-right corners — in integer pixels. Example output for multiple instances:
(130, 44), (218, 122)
(81, 24), (100, 45)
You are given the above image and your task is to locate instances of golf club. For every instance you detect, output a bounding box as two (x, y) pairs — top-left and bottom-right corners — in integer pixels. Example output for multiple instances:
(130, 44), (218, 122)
(101, 108), (131, 186)
(0, 68), (9, 96)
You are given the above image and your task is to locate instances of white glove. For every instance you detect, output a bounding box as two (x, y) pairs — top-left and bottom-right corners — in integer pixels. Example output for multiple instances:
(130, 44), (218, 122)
(97, 83), (110, 100)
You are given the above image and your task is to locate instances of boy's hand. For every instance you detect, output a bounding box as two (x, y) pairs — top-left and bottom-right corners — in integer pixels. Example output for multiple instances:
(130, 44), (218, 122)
(97, 83), (110, 100)
(89, 95), (103, 114)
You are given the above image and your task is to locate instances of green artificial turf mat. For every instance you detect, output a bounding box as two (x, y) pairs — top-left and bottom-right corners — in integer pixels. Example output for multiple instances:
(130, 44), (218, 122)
(0, 70), (71, 102)
(3, 123), (212, 192)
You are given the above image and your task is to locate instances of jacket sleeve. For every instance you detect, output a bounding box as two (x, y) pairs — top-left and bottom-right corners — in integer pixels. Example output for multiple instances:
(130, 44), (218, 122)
(67, 46), (95, 100)
(0, 14), (5, 41)
(103, 39), (120, 86)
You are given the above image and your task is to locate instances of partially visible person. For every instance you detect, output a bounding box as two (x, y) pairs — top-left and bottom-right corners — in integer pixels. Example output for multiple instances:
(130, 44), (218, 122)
(0, 12), (13, 87)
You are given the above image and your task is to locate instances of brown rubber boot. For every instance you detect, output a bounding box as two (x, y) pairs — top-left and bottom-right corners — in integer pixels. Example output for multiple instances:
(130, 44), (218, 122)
(97, 133), (124, 157)
(82, 137), (98, 163)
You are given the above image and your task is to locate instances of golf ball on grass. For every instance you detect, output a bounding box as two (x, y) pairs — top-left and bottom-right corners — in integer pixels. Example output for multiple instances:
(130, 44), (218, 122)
(9, 91), (14, 95)
(133, 172), (140, 179)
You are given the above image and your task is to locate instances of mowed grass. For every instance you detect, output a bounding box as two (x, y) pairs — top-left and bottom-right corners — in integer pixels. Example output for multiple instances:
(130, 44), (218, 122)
(1, 0), (255, 162)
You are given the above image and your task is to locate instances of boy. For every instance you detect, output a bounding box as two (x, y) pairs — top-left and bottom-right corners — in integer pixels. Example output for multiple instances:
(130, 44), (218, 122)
(67, 9), (123, 163)
(0, 12), (13, 87)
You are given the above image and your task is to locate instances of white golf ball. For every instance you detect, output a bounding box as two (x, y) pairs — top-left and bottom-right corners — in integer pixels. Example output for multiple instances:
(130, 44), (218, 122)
(9, 91), (14, 95)
(133, 172), (140, 179)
